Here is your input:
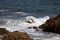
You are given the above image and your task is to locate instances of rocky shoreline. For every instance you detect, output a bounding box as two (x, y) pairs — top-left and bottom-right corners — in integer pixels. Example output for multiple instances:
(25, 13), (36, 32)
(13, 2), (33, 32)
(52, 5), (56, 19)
(0, 28), (33, 40)
(0, 14), (60, 40)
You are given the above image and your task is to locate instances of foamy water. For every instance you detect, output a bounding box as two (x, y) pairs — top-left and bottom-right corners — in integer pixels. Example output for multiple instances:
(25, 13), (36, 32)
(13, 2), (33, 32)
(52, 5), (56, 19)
(0, 16), (60, 40)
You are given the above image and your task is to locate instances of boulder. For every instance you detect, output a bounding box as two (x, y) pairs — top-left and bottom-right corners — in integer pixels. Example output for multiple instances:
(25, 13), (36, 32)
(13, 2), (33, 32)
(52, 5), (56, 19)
(0, 28), (9, 35)
(39, 14), (60, 34)
(2, 31), (33, 40)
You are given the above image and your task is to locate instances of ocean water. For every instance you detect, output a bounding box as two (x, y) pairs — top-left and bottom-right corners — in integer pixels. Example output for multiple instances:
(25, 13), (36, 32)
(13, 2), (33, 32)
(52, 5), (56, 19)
(0, 15), (60, 40)
(0, 0), (59, 18)
(0, 0), (60, 40)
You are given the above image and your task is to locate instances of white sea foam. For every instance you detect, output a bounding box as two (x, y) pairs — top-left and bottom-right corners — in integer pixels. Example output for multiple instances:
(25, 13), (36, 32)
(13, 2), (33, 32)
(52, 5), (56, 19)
(25, 16), (49, 27)
(0, 9), (9, 12)
(15, 12), (29, 15)
(0, 16), (60, 40)
(0, 16), (49, 31)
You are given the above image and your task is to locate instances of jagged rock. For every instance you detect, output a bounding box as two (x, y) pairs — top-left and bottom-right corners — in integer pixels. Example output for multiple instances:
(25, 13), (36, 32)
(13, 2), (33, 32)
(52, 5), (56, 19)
(39, 14), (60, 34)
(0, 28), (9, 35)
(2, 31), (33, 40)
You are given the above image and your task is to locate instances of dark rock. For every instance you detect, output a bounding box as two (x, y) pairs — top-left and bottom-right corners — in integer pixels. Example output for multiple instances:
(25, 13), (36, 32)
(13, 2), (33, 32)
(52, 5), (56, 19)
(26, 21), (33, 23)
(28, 27), (32, 29)
(0, 28), (9, 35)
(33, 26), (37, 29)
(33, 26), (40, 31)
(39, 14), (60, 34)
(28, 26), (37, 29)
(2, 31), (33, 40)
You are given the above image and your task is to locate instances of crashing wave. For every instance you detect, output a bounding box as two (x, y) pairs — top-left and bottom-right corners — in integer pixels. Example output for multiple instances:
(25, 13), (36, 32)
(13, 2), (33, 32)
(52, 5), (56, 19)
(0, 19), (7, 25)
(26, 16), (37, 23)
(25, 16), (50, 27)
(0, 16), (50, 32)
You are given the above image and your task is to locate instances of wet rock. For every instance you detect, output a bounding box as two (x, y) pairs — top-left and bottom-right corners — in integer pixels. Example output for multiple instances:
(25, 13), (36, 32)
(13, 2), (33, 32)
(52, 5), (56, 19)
(28, 26), (39, 31)
(28, 27), (32, 29)
(26, 16), (35, 23)
(26, 21), (33, 23)
(39, 14), (60, 34)
(28, 26), (37, 29)
(2, 31), (33, 40)
(0, 28), (9, 35)
(33, 26), (37, 29)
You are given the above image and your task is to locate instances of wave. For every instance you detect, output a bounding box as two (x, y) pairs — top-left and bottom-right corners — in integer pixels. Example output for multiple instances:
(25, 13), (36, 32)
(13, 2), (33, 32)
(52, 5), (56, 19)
(0, 9), (9, 12)
(1, 16), (60, 40)
(25, 16), (49, 27)
(0, 16), (50, 32)
(0, 19), (7, 25)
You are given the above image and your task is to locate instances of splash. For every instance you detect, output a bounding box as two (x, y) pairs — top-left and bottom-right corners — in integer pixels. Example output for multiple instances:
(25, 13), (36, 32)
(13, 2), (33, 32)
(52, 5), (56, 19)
(1, 16), (60, 40)
(0, 16), (50, 32)
(25, 16), (50, 27)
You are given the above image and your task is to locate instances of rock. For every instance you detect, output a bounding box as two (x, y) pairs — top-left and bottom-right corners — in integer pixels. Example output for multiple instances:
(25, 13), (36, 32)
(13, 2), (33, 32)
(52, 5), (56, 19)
(26, 21), (33, 23)
(28, 26), (39, 31)
(0, 28), (33, 40)
(28, 26), (37, 29)
(0, 28), (9, 35)
(28, 27), (32, 29)
(39, 14), (60, 34)
(26, 16), (37, 23)
(2, 31), (33, 40)
(33, 26), (37, 29)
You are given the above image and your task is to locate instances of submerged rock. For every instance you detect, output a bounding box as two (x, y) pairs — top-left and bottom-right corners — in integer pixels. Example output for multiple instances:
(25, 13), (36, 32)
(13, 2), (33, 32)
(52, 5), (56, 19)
(33, 26), (37, 29)
(26, 16), (35, 23)
(28, 26), (37, 29)
(39, 14), (60, 34)
(2, 31), (33, 40)
(28, 27), (32, 29)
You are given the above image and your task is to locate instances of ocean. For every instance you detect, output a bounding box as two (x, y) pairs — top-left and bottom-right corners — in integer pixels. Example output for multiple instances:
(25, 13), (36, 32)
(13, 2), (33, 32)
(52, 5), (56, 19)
(0, 0), (60, 40)
(0, 0), (59, 18)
